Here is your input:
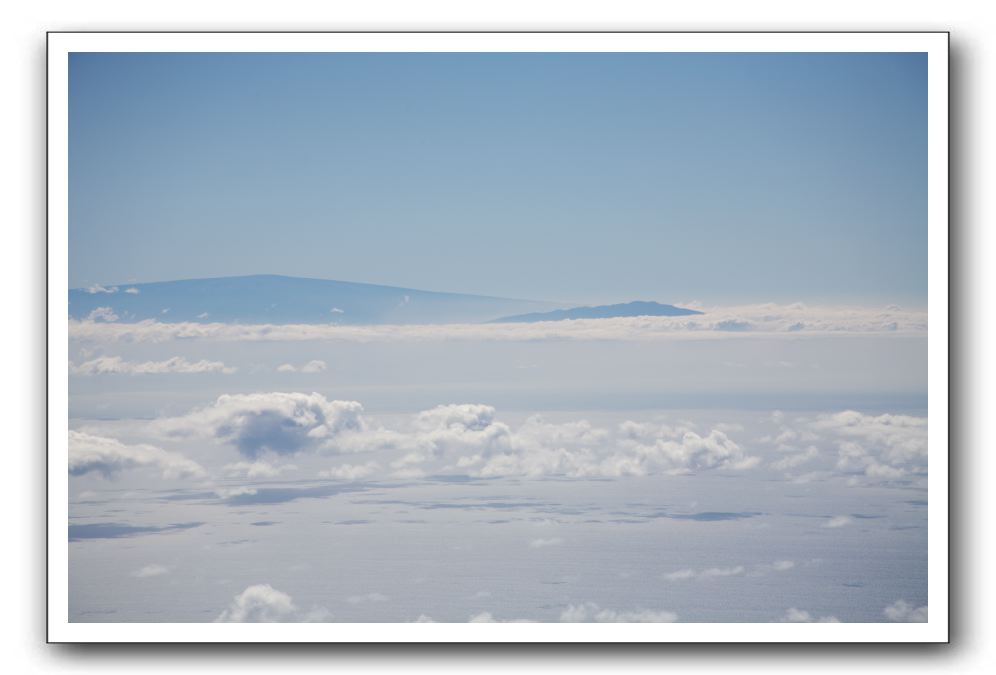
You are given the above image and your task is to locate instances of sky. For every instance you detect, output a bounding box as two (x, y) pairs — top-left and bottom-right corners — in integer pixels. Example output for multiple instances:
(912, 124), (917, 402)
(68, 52), (927, 305)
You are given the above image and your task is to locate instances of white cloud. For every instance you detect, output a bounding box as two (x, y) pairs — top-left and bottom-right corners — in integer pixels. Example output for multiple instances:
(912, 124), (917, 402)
(560, 602), (677, 623)
(84, 306), (118, 323)
(346, 592), (388, 605)
(153, 392), (366, 459)
(770, 446), (820, 471)
(70, 355), (236, 375)
(124, 287), (140, 294)
(814, 411), (927, 480)
(223, 460), (297, 479)
(68, 430), (206, 480)
(131, 564), (170, 578)
(68, 303), (927, 344)
(663, 566), (745, 582)
(780, 608), (840, 623)
(884, 600), (928, 622)
(84, 284), (118, 294)
(666, 561), (794, 582)
(276, 360), (327, 373)
(529, 537), (564, 549)
(468, 612), (535, 623)
(143, 394), (760, 479)
(824, 515), (853, 529)
(215, 584), (330, 623)
(318, 461), (379, 481)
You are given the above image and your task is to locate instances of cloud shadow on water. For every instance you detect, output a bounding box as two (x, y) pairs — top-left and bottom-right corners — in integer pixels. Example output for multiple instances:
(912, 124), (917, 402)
(68, 521), (203, 542)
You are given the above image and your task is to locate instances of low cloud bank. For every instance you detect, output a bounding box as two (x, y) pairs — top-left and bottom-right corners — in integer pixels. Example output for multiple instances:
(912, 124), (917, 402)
(71, 355), (235, 375)
(69, 303), (926, 344)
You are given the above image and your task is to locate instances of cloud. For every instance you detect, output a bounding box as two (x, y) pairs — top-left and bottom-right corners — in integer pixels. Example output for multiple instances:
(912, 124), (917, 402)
(84, 306), (118, 323)
(559, 602), (677, 623)
(770, 446), (820, 471)
(276, 360), (327, 373)
(215, 584), (330, 623)
(84, 284), (117, 294)
(814, 411), (928, 480)
(124, 287), (140, 294)
(529, 537), (564, 549)
(153, 392), (366, 459)
(346, 592), (388, 605)
(468, 612), (535, 623)
(69, 430), (205, 480)
(884, 600), (928, 622)
(824, 515), (853, 529)
(68, 303), (927, 344)
(318, 461), (379, 481)
(131, 564), (170, 578)
(780, 608), (840, 623)
(223, 460), (297, 479)
(665, 561), (794, 582)
(143, 394), (760, 479)
(663, 566), (745, 582)
(70, 355), (236, 375)
(437, 412), (758, 479)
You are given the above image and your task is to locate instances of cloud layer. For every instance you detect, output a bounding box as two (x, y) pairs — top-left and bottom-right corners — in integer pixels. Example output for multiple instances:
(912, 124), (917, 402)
(71, 355), (236, 375)
(68, 303), (927, 344)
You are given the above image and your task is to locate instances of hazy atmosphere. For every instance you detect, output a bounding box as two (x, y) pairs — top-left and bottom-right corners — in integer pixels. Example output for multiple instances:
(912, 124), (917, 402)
(66, 51), (928, 625)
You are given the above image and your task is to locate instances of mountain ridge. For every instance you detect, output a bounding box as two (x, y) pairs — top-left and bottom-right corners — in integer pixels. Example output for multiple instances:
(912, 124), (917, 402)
(489, 300), (704, 323)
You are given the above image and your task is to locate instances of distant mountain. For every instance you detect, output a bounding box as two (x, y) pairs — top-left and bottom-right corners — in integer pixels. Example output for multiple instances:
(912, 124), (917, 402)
(68, 275), (557, 325)
(490, 301), (703, 323)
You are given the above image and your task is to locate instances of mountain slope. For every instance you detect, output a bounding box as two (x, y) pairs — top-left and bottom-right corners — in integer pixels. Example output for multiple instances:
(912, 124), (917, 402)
(490, 301), (703, 323)
(68, 275), (556, 325)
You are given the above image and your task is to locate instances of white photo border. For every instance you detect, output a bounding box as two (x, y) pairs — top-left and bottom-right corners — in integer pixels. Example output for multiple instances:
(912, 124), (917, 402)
(47, 31), (949, 643)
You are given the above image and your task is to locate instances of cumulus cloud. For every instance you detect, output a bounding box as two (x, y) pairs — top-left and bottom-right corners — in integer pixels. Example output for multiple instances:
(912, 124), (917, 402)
(529, 537), (564, 549)
(153, 392), (365, 459)
(388, 406), (759, 479)
(131, 564), (170, 578)
(813, 411), (928, 481)
(559, 602), (677, 623)
(276, 360), (327, 373)
(68, 303), (927, 344)
(755, 410), (928, 483)
(215, 584), (330, 623)
(780, 608), (840, 623)
(69, 430), (205, 480)
(884, 600), (928, 622)
(70, 355), (236, 375)
(143, 394), (760, 479)
(124, 287), (140, 294)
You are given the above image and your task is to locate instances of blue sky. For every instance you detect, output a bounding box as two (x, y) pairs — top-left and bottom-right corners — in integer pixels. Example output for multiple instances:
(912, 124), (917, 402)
(69, 52), (927, 304)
